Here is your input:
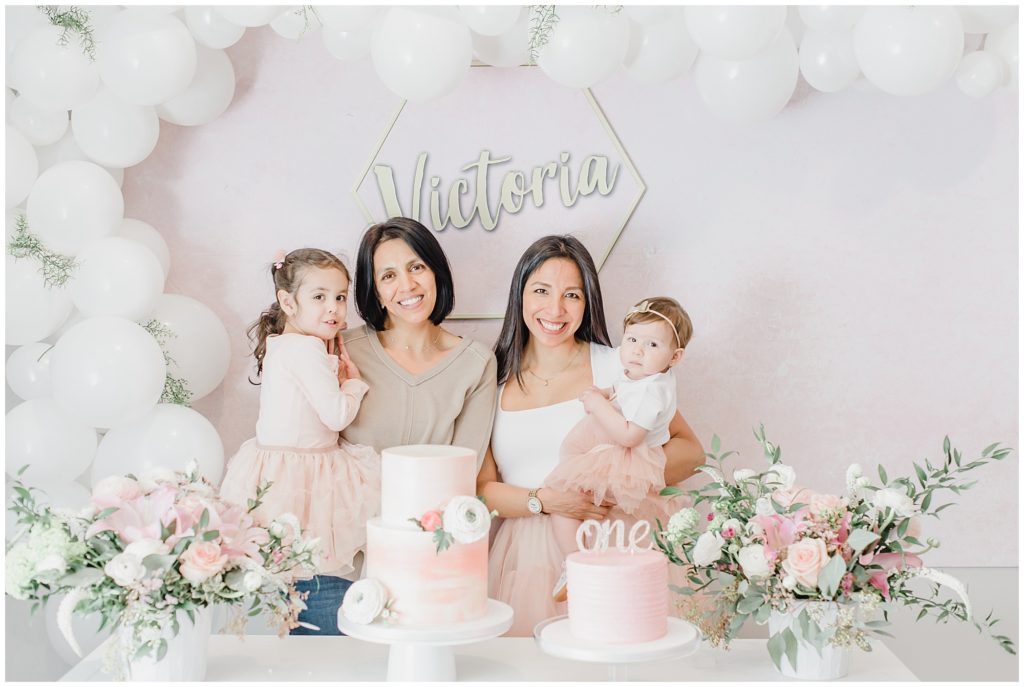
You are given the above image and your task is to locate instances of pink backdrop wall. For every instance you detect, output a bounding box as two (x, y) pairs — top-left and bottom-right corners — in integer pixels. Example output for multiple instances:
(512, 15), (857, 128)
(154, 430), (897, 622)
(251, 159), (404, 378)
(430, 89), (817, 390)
(124, 30), (1017, 566)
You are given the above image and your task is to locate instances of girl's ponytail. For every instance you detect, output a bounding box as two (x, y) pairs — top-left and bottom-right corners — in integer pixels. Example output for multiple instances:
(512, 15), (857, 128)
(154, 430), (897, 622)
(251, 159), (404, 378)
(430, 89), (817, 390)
(247, 301), (286, 379)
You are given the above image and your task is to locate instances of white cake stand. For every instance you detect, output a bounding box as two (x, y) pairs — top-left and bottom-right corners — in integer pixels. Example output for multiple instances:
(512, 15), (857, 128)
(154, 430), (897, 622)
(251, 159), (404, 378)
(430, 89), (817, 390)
(338, 599), (513, 681)
(534, 615), (701, 681)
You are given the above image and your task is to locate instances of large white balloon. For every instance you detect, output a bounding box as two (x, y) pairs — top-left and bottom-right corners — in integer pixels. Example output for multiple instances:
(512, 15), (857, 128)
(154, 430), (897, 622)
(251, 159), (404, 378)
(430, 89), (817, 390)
(6, 125), (38, 208)
(10, 26), (100, 111)
(50, 316), (166, 429)
(45, 593), (111, 666)
(538, 7), (631, 88)
(8, 96), (69, 146)
(184, 6), (246, 49)
(799, 29), (861, 92)
(156, 46), (235, 126)
(6, 342), (55, 401)
(624, 10), (699, 85)
(315, 6), (383, 31)
(92, 404), (225, 486)
(26, 160), (124, 255)
(148, 294), (231, 402)
(625, 6), (675, 26)
(472, 10), (530, 68)
(214, 6), (286, 28)
(31, 479), (92, 511)
(5, 399), (97, 481)
(854, 7), (964, 96)
(957, 6), (1018, 34)
(985, 23), (1018, 83)
(460, 6), (521, 36)
(685, 6), (787, 60)
(270, 7), (320, 41)
(118, 218), (171, 277)
(371, 8), (472, 102)
(6, 255), (75, 345)
(70, 237), (165, 320)
(956, 50), (1009, 97)
(695, 29), (800, 124)
(323, 27), (373, 62)
(5, 6), (50, 87)
(35, 130), (125, 187)
(71, 88), (161, 168)
(799, 6), (865, 32)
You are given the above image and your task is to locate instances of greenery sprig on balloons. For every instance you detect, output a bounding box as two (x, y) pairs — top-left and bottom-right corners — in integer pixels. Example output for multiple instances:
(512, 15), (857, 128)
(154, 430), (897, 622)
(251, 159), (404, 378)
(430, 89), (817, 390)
(527, 5), (559, 65)
(7, 214), (79, 288)
(38, 5), (96, 61)
(141, 319), (194, 407)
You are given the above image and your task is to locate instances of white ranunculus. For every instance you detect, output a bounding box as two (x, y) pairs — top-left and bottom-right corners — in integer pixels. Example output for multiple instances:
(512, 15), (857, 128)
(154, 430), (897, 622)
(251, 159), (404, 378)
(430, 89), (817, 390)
(104, 552), (146, 587)
(442, 495), (491, 544)
(733, 468), (756, 482)
(691, 531), (725, 566)
(872, 488), (918, 517)
(737, 544), (771, 578)
(123, 538), (170, 561)
(340, 578), (388, 625)
(764, 463), (796, 491)
(754, 497), (775, 516)
(35, 553), (68, 574)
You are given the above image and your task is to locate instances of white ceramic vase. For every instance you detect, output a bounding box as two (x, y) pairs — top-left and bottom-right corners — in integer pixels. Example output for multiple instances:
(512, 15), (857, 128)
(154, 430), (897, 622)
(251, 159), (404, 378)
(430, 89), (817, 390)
(123, 607), (212, 681)
(767, 600), (851, 680)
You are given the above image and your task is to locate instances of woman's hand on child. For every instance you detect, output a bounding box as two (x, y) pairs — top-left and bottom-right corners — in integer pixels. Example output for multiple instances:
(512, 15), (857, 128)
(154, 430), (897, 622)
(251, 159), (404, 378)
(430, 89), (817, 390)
(537, 487), (610, 521)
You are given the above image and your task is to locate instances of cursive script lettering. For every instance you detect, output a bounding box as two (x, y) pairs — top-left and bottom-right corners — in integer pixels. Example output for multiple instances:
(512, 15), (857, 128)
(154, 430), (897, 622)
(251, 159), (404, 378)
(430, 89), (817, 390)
(576, 519), (653, 554)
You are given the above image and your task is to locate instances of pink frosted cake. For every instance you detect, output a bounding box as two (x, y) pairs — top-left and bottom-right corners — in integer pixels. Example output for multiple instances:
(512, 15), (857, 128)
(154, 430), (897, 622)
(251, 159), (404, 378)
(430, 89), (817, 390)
(359, 445), (489, 627)
(566, 548), (668, 643)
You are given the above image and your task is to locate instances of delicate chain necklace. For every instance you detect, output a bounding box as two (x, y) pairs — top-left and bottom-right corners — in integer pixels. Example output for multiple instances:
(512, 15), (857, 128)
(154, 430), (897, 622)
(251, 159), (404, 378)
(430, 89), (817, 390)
(526, 342), (582, 387)
(385, 328), (442, 353)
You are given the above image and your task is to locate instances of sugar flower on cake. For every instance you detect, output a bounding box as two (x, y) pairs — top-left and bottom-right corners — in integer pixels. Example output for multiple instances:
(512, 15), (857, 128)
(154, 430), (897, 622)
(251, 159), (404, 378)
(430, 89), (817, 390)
(340, 578), (394, 625)
(411, 496), (497, 553)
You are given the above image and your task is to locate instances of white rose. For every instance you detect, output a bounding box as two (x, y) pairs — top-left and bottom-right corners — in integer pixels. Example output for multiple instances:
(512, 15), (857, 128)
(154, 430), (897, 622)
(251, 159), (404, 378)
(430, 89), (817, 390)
(764, 464), (796, 491)
(442, 496), (491, 544)
(104, 553), (146, 587)
(737, 544), (772, 578)
(754, 497), (775, 516)
(691, 531), (725, 566)
(226, 567), (264, 593)
(732, 468), (756, 482)
(35, 554), (67, 575)
(124, 538), (170, 561)
(872, 488), (918, 518)
(340, 578), (388, 625)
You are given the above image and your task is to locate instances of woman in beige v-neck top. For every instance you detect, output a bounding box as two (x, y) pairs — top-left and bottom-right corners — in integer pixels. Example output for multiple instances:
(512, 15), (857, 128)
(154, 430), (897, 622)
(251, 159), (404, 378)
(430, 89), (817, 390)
(341, 217), (498, 464)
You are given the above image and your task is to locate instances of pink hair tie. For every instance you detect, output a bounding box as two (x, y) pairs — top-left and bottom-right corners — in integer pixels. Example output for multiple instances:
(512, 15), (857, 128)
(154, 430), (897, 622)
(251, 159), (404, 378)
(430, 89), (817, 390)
(272, 249), (286, 271)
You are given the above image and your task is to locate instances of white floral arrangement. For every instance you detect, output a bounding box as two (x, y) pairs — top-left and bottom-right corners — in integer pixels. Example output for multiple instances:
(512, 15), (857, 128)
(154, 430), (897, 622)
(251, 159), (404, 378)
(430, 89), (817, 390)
(5, 461), (319, 667)
(339, 578), (396, 626)
(408, 495), (497, 553)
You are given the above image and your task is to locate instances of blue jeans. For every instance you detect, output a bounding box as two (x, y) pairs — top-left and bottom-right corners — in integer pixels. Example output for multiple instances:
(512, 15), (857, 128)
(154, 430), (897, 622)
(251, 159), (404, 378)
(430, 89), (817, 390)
(290, 575), (352, 636)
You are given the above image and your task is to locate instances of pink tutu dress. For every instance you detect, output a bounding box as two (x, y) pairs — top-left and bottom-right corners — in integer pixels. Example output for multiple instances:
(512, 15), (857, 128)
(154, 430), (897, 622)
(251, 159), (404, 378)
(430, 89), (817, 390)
(219, 333), (380, 578)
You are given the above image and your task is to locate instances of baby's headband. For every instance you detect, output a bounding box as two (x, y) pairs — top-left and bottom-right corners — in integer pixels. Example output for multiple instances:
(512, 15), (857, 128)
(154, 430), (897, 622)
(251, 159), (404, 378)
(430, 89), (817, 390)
(272, 249), (286, 271)
(625, 300), (682, 348)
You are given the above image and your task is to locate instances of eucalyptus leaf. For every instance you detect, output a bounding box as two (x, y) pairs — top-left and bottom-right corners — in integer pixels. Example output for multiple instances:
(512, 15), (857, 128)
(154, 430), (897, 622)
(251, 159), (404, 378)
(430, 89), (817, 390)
(767, 631), (786, 671)
(782, 627), (799, 671)
(737, 595), (764, 615)
(846, 529), (881, 555)
(711, 434), (721, 453)
(817, 554), (846, 599)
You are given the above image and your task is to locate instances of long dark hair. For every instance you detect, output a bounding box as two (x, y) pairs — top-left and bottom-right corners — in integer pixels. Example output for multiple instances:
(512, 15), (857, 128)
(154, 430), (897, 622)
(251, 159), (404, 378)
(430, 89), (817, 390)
(494, 235), (611, 386)
(248, 248), (350, 380)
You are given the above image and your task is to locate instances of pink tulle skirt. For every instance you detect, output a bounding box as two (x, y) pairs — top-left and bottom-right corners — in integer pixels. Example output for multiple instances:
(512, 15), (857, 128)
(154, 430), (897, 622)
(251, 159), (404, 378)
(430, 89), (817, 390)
(219, 438), (380, 577)
(545, 414), (667, 514)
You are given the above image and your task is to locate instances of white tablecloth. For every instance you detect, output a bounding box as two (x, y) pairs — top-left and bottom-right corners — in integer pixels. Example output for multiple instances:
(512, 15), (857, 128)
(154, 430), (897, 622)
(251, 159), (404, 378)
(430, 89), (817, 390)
(61, 635), (918, 681)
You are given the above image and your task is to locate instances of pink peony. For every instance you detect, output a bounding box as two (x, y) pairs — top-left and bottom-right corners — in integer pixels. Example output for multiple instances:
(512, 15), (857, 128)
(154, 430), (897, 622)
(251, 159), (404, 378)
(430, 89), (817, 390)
(91, 476), (143, 509)
(809, 493), (848, 517)
(867, 552), (922, 599)
(420, 511), (443, 531)
(179, 540), (229, 584)
(781, 538), (829, 588)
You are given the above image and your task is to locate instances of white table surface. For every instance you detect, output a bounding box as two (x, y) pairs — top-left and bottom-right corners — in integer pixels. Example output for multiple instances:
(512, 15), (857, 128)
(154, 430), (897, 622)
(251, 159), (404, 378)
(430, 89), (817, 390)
(61, 635), (918, 681)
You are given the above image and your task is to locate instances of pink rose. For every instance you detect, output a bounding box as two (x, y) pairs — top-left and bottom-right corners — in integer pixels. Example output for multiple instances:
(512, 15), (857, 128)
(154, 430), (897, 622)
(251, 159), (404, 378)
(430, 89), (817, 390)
(809, 493), (848, 517)
(91, 476), (142, 509)
(781, 538), (829, 588)
(420, 510), (443, 531)
(179, 540), (229, 584)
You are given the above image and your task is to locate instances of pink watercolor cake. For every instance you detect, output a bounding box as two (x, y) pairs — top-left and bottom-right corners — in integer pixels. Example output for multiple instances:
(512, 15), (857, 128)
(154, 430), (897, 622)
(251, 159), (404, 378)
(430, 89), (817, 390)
(362, 445), (488, 627)
(566, 548), (669, 643)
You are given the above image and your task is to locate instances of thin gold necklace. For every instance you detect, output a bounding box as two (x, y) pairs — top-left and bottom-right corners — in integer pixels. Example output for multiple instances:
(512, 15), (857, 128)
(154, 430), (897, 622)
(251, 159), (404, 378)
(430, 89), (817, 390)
(385, 328), (442, 353)
(527, 342), (582, 387)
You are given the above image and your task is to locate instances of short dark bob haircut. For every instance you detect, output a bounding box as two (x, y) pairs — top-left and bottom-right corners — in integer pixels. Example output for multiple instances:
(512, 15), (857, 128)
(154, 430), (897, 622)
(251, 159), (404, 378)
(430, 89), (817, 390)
(494, 235), (611, 386)
(354, 217), (455, 330)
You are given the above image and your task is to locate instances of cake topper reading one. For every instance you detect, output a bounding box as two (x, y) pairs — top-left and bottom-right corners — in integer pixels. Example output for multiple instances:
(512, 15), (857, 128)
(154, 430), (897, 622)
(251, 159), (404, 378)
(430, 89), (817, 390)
(576, 519), (653, 554)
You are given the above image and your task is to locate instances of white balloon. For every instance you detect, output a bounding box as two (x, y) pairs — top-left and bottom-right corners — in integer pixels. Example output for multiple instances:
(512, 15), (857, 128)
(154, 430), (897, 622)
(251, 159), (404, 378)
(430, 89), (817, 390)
(148, 294), (231, 402)
(538, 6), (631, 88)
(685, 6), (787, 60)
(371, 8), (472, 102)
(8, 96), (69, 146)
(6, 342), (55, 401)
(92, 404), (225, 486)
(957, 6), (1017, 34)
(70, 237), (165, 320)
(956, 50), (1009, 97)
(625, 6), (674, 26)
(118, 218), (171, 277)
(5, 399), (97, 481)
(27, 160), (124, 255)
(799, 6), (865, 32)
(854, 7), (964, 96)
(10, 26), (100, 111)
(986, 23), (1018, 83)
(800, 29), (861, 92)
(31, 479), (92, 510)
(270, 7), (320, 41)
(6, 125), (38, 208)
(35, 129), (125, 187)
(45, 592), (110, 666)
(43, 308), (87, 346)
(472, 10), (530, 68)
(460, 6), (521, 36)
(5, 255), (75, 345)
(695, 29), (799, 124)
(156, 46), (235, 126)
(184, 6), (246, 49)
(97, 9), (197, 106)
(214, 6), (286, 28)
(786, 6), (806, 46)
(50, 316), (166, 429)
(323, 27), (373, 62)
(315, 6), (383, 31)
(72, 89), (160, 168)
(5, 6), (50, 88)
(624, 11), (699, 84)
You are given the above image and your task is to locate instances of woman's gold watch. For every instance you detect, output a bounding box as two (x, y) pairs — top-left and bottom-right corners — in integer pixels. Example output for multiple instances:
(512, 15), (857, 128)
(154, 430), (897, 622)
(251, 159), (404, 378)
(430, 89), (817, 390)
(527, 488), (544, 515)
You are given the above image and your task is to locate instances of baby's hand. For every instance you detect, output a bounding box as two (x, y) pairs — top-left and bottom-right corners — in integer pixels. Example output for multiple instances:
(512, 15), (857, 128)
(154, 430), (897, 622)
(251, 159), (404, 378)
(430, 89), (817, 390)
(579, 386), (607, 414)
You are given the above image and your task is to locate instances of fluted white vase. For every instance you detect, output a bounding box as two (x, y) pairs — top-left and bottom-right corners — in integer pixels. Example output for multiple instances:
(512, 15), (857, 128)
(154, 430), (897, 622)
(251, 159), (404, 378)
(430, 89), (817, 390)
(123, 607), (212, 681)
(767, 601), (851, 680)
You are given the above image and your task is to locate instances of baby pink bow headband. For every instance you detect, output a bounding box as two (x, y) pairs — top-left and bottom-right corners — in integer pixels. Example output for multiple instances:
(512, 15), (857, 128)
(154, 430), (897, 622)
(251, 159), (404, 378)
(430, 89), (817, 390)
(272, 249), (286, 270)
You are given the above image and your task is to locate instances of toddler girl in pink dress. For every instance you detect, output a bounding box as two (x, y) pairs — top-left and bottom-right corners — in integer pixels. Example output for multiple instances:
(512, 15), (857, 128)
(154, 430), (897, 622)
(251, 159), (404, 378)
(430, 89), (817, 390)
(220, 248), (380, 635)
